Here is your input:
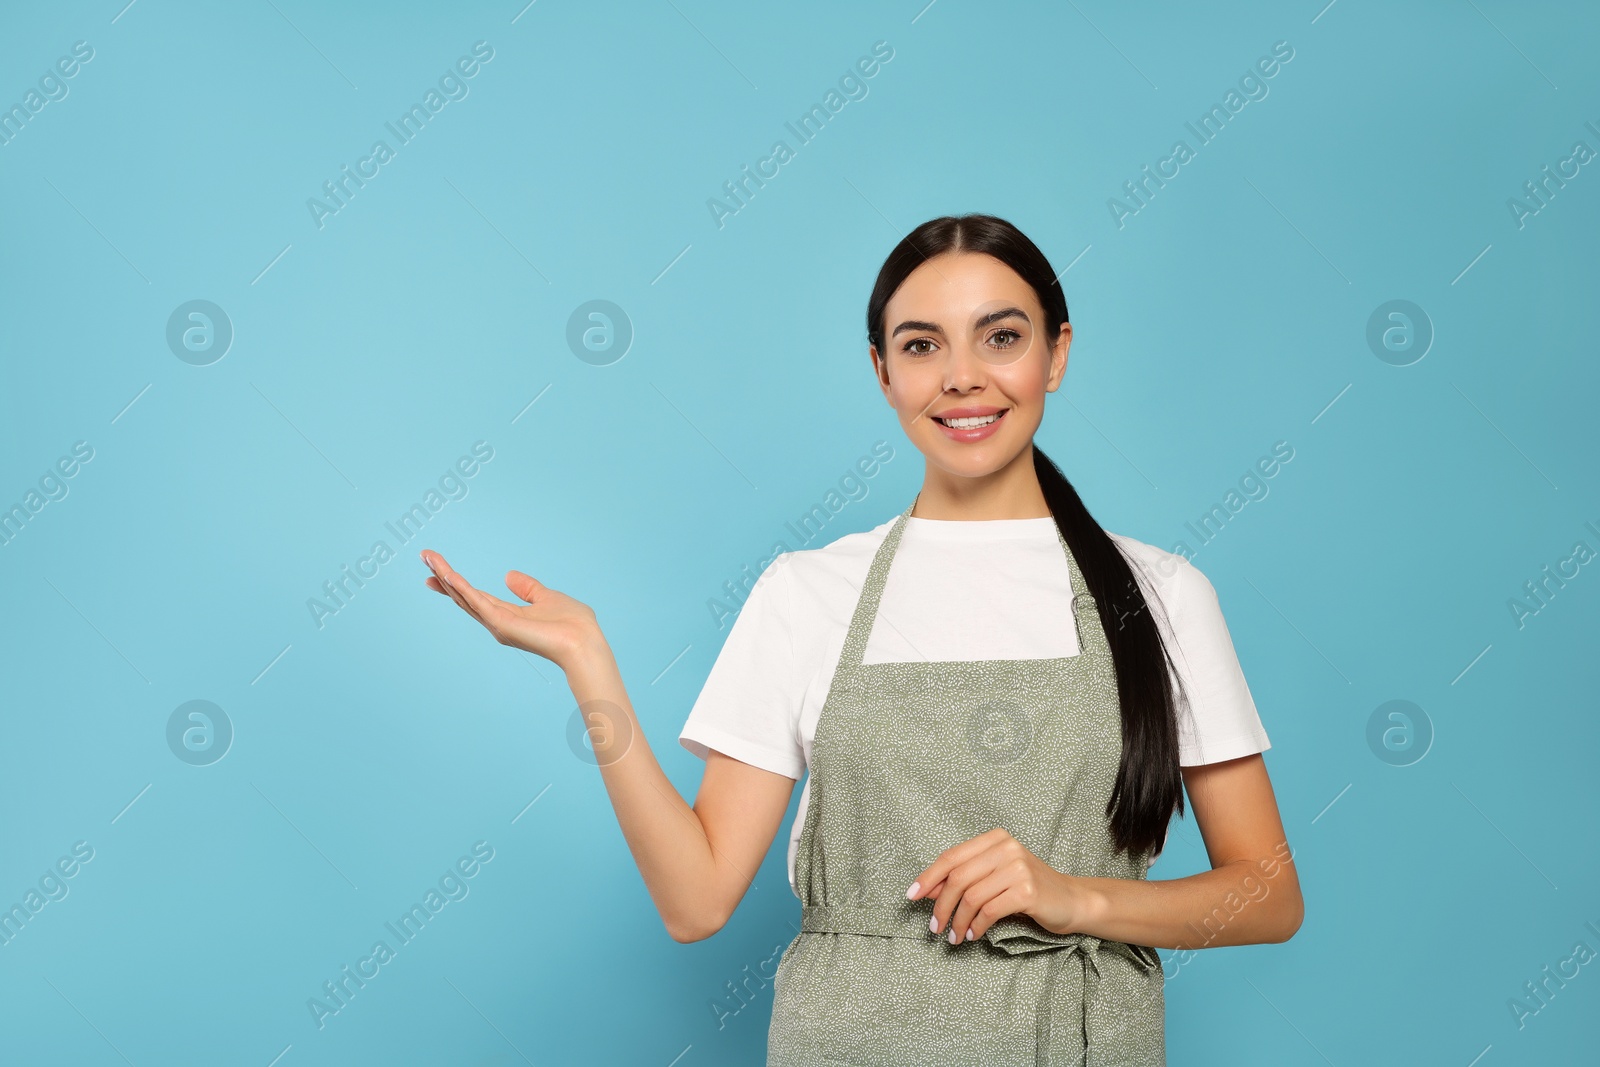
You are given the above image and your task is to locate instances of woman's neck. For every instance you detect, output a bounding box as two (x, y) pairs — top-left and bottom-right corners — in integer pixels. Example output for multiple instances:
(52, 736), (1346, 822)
(912, 454), (1051, 520)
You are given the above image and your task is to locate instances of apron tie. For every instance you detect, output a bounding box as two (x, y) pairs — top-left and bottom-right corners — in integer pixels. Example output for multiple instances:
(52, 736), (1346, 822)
(801, 902), (1162, 1062)
(799, 902), (1160, 973)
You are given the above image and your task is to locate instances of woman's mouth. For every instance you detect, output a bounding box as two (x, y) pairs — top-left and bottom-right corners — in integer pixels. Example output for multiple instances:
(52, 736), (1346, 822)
(932, 408), (1008, 442)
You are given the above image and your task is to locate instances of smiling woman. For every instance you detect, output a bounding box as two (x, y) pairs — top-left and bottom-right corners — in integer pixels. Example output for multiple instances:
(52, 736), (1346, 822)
(420, 213), (1301, 1067)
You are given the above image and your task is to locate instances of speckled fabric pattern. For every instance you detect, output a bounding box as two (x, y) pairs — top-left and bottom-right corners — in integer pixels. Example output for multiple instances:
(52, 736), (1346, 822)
(767, 496), (1166, 1066)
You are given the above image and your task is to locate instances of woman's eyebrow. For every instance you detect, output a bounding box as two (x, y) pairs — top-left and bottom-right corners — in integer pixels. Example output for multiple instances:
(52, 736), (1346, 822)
(975, 306), (1029, 327)
(891, 307), (1029, 338)
(891, 318), (943, 338)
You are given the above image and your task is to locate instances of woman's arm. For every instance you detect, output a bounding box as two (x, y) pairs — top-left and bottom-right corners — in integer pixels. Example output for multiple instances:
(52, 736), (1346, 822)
(914, 752), (1303, 950)
(1059, 752), (1303, 949)
(419, 550), (796, 943)
(564, 641), (797, 942)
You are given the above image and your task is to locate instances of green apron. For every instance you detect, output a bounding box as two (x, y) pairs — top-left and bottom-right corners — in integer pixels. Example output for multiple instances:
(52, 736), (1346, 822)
(767, 496), (1166, 1066)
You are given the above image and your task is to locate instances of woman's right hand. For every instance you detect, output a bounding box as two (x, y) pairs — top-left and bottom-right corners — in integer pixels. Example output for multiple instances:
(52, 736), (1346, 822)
(419, 548), (605, 673)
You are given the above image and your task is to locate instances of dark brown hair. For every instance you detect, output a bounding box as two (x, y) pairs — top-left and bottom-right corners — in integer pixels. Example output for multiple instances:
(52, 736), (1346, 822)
(866, 213), (1186, 859)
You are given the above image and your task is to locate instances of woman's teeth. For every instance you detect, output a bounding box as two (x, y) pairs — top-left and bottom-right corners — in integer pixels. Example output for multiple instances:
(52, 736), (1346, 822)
(936, 412), (1002, 428)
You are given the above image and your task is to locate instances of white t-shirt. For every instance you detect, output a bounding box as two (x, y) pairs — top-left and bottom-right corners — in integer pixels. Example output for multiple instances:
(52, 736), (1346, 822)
(678, 514), (1271, 896)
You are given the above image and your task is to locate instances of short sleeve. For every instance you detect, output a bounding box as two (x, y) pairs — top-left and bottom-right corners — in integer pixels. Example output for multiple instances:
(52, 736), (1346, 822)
(678, 556), (807, 780)
(1162, 558), (1272, 766)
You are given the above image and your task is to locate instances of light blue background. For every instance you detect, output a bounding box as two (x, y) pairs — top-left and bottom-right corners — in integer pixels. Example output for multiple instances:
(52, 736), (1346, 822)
(2, 1), (1596, 1064)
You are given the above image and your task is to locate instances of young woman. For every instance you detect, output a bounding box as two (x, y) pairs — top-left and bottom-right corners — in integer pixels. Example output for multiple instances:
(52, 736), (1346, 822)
(420, 214), (1303, 1065)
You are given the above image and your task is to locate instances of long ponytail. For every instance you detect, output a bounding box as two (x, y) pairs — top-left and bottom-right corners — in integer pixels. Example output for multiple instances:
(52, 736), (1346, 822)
(866, 213), (1186, 859)
(1033, 445), (1185, 859)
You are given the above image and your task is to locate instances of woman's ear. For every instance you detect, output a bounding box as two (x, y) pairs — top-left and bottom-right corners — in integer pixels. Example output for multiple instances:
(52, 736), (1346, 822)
(1046, 323), (1072, 391)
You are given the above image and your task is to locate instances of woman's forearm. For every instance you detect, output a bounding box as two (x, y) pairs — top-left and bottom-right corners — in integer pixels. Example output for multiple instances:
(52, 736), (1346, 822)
(1056, 842), (1302, 950)
(561, 640), (723, 942)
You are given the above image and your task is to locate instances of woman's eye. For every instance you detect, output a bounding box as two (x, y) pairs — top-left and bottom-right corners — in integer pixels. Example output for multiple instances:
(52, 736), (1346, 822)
(989, 329), (1021, 348)
(904, 339), (935, 356)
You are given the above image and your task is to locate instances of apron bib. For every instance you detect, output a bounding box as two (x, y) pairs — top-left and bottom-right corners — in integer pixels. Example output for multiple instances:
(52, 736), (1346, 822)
(767, 496), (1166, 1066)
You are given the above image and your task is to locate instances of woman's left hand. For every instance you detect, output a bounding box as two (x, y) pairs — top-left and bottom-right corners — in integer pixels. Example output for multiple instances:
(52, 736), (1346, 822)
(907, 827), (1088, 944)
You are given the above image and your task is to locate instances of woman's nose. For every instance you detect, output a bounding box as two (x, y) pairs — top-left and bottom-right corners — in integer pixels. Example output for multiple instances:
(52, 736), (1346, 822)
(941, 343), (991, 389)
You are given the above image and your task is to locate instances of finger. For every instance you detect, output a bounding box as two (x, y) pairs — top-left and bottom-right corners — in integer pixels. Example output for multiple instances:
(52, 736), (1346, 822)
(421, 550), (459, 598)
(423, 558), (502, 638)
(435, 560), (518, 617)
(504, 569), (545, 604)
(965, 885), (1031, 942)
(424, 576), (450, 595)
(421, 552), (477, 613)
(421, 549), (464, 591)
(450, 580), (522, 639)
(951, 867), (1021, 944)
(422, 552), (513, 631)
(909, 827), (1012, 901)
(929, 851), (1002, 942)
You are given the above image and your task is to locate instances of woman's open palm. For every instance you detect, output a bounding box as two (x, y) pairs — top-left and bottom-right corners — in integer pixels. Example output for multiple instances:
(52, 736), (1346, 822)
(420, 549), (600, 671)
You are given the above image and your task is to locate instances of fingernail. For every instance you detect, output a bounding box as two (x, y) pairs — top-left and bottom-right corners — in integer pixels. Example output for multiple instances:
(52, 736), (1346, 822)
(929, 914), (939, 934)
(948, 927), (959, 945)
(906, 881), (920, 900)
(965, 927), (975, 942)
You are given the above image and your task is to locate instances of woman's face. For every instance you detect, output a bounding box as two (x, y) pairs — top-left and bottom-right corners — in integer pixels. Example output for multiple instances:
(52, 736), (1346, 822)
(872, 251), (1069, 479)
